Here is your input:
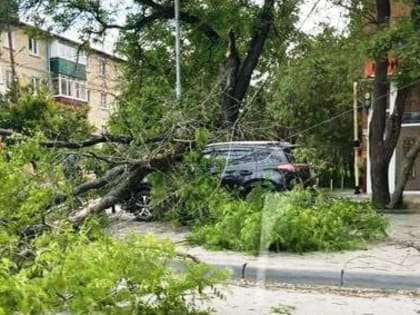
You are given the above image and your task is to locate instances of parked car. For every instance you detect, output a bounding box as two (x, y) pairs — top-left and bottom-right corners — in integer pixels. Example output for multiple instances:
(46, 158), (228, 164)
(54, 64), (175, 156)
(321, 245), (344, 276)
(202, 141), (315, 193)
(122, 141), (316, 220)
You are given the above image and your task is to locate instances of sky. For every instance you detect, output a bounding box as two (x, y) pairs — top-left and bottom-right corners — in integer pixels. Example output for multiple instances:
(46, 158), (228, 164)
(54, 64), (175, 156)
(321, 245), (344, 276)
(298, 0), (347, 34)
(22, 0), (348, 54)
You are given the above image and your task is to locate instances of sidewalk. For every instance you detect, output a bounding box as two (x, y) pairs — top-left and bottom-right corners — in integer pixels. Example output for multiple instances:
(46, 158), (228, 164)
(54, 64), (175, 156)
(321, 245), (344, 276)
(109, 212), (420, 290)
(198, 284), (420, 315)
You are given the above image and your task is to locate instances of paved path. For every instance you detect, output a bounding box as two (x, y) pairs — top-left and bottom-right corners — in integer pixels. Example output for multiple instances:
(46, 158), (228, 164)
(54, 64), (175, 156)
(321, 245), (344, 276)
(109, 212), (420, 289)
(199, 284), (420, 315)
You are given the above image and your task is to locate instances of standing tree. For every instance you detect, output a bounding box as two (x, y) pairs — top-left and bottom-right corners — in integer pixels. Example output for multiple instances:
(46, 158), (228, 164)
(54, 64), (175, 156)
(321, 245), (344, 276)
(26, 0), (299, 127)
(368, 0), (420, 207)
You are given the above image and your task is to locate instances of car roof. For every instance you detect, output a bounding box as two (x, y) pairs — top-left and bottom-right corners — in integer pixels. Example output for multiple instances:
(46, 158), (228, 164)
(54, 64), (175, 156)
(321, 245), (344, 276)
(204, 141), (297, 150)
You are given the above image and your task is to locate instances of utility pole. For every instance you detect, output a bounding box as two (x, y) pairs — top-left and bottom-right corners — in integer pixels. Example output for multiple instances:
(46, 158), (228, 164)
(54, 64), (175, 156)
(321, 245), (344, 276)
(353, 81), (361, 194)
(5, 0), (18, 103)
(5, 0), (16, 80)
(174, 0), (181, 99)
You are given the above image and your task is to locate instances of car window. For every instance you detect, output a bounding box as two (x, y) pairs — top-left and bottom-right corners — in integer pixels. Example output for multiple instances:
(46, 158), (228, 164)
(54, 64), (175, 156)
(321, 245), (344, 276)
(271, 149), (291, 163)
(253, 149), (272, 161)
(213, 149), (251, 160)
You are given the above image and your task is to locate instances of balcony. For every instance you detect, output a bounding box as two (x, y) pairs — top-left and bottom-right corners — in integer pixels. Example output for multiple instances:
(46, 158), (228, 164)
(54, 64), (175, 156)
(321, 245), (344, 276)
(52, 76), (88, 104)
(50, 57), (86, 80)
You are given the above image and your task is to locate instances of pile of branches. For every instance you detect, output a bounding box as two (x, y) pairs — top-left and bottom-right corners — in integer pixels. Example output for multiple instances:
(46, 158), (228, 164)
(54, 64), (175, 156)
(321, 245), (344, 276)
(0, 127), (190, 226)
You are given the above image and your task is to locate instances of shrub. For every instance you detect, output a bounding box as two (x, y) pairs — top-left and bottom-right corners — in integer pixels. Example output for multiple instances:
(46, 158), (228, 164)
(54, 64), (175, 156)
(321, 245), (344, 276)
(0, 223), (226, 315)
(190, 189), (389, 253)
(0, 92), (93, 140)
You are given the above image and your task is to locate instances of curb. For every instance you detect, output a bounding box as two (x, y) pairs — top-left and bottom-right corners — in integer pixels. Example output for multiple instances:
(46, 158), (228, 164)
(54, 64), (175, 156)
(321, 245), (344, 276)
(208, 263), (420, 290)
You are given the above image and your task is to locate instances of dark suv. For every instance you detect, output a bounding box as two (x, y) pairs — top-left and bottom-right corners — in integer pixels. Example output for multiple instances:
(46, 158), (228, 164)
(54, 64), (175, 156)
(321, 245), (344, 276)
(122, 141), (315, 219)
(202, 141), (315, 194)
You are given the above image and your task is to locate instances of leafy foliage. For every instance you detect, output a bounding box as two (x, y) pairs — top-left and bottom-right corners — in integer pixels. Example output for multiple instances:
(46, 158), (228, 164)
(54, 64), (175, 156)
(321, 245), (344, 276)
(0, 91), (93, 140)
(0, 223), (226, 315)
(190, 189), (388, 253)
(0, 138), (67, 234)
(0, 142), (226, 315)
(147, 150), (233, 225)
(269, 28), (364, 185)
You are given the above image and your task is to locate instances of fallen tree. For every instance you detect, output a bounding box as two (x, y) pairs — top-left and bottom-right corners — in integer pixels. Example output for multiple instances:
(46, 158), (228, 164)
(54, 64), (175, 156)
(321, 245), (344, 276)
(68, 152), (184, 225)
(1, 126), (190, 227)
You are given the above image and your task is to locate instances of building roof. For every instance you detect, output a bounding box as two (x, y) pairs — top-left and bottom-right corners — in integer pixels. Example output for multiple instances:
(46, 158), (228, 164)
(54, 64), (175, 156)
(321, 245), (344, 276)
(17, 20), (125, 61)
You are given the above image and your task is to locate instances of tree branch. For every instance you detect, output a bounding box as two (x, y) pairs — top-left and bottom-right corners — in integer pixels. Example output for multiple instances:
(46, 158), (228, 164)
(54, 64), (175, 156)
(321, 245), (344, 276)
(233, 0), (275, 104)
(130, 0), (221, 42)
(68, 152), (184, 225)
(73, 166), (126, 196)
(42, 134), (134, 148)
(0, 128), (169, 149)
(52, 165), (126, 205)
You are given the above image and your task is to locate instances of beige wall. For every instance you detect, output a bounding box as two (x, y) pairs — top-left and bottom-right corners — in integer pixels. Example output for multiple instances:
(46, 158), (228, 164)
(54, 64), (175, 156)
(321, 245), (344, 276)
(0, 25), (123, 132)
(86, 52), (122, 132)
(0, 27), (49, 93)
(392, 0), (412, 19)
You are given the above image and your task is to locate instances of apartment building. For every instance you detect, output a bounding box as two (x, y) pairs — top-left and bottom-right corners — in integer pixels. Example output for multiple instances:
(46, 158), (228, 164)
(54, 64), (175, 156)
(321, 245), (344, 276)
(362, 0), (420, 193)
(0, 23), (122, 131)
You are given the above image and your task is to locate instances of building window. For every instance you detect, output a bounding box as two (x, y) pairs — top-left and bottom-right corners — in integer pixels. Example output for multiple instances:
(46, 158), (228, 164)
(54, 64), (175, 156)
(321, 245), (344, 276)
(49, 40), (87, 65)
(99, 59), (106, 76)
(28, 37), (38, 55)
(100, 93), (107, 109)
(60, 77), (68, 95)
(5, 70), (13, 88)
(32, 77), (41, 94)
(101, 125), (107, 134)
(2, 31), (15, 49)
(52, 76), (87, 101)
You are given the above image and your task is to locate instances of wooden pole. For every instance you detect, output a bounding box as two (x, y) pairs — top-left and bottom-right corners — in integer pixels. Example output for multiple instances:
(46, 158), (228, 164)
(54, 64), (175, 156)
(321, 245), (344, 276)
(353, 81), (361, 194)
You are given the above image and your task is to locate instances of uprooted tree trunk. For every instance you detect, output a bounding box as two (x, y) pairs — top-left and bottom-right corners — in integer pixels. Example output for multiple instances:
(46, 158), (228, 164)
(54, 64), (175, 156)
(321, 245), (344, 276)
(389, 139), (420, 208)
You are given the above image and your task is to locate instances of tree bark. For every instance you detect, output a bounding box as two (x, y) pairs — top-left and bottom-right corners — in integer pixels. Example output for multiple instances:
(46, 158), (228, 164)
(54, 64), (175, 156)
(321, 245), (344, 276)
(369, 0), (392, 208)
(220, 30), (241, 124)
(219, 0), (275, 125)
(389, 139), (420, 208)
(68, 153), (184, 225)
(369, 57), (390, 207)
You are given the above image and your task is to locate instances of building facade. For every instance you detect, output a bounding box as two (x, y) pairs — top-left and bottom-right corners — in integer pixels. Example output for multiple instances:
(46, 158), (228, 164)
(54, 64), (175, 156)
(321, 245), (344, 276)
(363, 1), (420, 194)
(0, 23), (122, 131)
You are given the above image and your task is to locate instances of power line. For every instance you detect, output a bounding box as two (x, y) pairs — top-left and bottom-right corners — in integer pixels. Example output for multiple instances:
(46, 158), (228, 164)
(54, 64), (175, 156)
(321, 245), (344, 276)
(286, 76), (420, 141)
(297, 0), (323, 32)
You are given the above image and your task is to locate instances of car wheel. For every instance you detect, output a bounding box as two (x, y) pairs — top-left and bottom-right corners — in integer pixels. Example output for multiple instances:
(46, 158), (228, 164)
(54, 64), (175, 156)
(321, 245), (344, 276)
(132, 190), (152, 221)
